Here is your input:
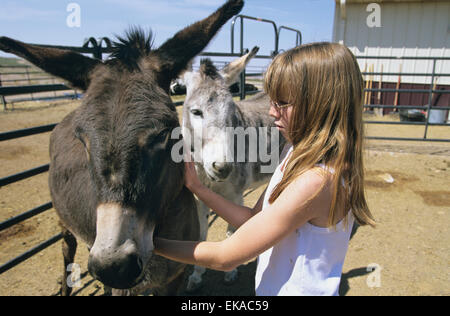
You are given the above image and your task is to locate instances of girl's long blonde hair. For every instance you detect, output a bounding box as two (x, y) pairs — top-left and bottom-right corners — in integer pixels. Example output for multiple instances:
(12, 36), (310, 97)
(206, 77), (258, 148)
(265, 42), (375, 228)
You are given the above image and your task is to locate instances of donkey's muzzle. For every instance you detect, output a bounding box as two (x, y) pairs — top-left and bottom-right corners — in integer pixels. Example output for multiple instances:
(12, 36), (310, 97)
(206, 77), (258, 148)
(88, 243), (143, 289)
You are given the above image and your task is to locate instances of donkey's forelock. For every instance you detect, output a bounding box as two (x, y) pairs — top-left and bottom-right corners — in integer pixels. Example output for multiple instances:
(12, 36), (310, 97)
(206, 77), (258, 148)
(200, 59), (221, 80)
(109, 27), (154, 71)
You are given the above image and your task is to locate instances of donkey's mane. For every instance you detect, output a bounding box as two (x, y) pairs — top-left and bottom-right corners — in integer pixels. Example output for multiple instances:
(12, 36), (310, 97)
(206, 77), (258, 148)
(200, 58), (221, 80)
(111, 27), (154, 70)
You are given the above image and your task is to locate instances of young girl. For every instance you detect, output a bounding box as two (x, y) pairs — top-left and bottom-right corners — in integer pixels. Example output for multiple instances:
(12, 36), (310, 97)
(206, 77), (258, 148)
(154, 42), (376, 296)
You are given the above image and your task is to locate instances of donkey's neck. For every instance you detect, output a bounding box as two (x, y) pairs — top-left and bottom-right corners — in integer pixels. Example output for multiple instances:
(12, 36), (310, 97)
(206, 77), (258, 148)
(231, 100), (246, 128)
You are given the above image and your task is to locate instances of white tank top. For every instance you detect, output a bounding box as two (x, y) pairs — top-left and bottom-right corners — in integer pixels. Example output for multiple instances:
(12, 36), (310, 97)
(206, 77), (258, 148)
(255, 144), (354, 296)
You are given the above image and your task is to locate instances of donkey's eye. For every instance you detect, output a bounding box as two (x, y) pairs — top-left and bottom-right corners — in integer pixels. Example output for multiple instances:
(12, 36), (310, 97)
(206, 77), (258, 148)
(190, 109), (203, 118)
(145, 130), (171, 151)
(147, 132), (166, 146)
(74, 130), (90, 160)
(75, 129), (88, 148)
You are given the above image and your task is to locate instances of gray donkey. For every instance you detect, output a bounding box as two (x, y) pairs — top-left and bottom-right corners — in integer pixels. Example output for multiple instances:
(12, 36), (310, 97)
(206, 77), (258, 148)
(0, 0), (244, 295)
(181, 47), (286, 291)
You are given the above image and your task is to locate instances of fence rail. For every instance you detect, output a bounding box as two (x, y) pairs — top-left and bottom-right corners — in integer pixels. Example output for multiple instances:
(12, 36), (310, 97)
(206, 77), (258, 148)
(0, 124), (57, 141)
(0, 84), (71, 96)
(357, 54), (449, 142)
(0, 202), (53, 232)
(0, 233), (63, 275)
(0, 164), (50, 187)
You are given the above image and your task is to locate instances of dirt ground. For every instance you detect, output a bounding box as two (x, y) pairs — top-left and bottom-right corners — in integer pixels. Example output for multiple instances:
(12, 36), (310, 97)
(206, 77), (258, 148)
(0, 100), (449, 296)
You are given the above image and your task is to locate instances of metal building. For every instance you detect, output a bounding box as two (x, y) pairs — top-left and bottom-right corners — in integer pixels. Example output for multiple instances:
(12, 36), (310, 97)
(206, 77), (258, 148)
(333, 0), (449, 119)
(333, 0), (449, 84)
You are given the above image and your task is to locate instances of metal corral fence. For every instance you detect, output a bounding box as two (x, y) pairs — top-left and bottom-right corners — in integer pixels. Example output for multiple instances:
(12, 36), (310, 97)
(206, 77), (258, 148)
(0, 63), (82, 107)
(359, 55), (450, 143)
(0, 37), (114, 109)
(0, 15), (302, 276)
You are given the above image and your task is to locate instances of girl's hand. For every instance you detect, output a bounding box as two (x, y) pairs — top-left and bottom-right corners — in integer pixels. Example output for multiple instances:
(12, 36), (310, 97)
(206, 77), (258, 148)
(184, 160), (204, 194)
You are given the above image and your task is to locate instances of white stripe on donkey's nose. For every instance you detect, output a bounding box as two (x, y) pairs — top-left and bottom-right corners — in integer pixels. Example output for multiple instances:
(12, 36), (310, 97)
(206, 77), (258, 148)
(91, 203), (137, 255)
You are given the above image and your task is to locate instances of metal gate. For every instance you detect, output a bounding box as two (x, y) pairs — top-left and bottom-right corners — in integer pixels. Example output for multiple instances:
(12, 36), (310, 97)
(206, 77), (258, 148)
(360, 55), (450, 142)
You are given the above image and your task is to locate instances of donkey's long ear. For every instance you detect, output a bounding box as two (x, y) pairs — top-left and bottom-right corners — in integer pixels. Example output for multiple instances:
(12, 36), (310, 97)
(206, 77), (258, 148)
(220, 46), (259, 86)
(0, 37), (100, 90)
(150, 0), (244, 91)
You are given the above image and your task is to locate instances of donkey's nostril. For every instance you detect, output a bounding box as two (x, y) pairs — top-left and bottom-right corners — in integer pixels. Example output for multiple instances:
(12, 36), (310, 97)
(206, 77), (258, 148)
(212, 162), (232, 179)
(122, 253), (142, 282)
(88, 252), (143, 289)
(213, 162), (224, 172)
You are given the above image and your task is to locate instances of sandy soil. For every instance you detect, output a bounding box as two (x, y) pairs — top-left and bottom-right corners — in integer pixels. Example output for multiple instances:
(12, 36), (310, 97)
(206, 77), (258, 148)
(0, 100), (449, 296)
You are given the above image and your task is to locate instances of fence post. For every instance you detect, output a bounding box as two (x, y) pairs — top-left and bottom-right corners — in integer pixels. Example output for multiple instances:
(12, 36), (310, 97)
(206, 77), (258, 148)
(239, 17), (246, 101)
(423, 59), (437, 140)
(0, 73), (6, 110)
(25, 66), (35, 101)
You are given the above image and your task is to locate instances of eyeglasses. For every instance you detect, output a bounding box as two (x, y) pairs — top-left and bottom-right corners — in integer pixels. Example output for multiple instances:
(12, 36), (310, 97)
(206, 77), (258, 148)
(270, 100), (292, 110)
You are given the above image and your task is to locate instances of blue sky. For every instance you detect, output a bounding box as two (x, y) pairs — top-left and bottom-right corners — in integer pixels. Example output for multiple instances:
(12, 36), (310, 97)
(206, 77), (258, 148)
(0, 0), (336, 67)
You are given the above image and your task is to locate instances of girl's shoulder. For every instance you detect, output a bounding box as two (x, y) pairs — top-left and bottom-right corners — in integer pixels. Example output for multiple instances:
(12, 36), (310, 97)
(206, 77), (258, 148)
(291, 168), (336, 227)
(290, 167), (331, 198)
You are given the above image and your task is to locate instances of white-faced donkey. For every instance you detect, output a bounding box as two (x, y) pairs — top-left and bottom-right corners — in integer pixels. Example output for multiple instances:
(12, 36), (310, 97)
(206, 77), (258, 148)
(181, 47), (287, 291)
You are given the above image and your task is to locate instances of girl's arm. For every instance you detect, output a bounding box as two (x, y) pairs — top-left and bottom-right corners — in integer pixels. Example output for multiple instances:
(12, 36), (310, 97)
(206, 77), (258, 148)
(184, 143), (290, 228)
(155, 168), (327, 271)
(193, 185), (267, 229)
(185, 160), (266, 228)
